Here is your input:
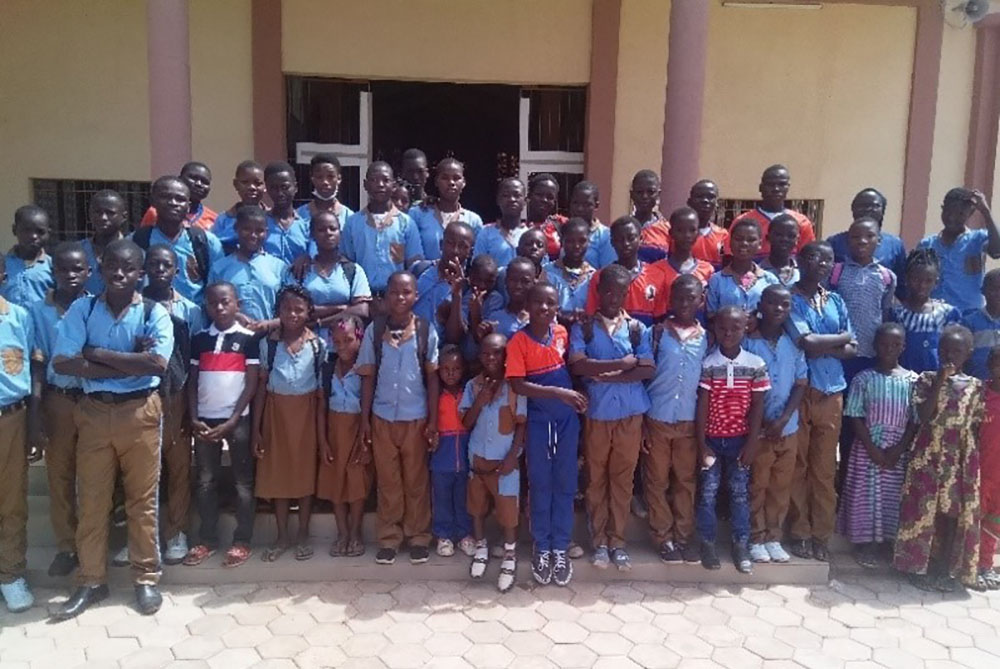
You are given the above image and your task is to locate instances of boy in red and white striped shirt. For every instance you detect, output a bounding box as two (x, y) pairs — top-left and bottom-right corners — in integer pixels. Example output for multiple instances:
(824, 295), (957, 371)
(695, 306), (770, 574)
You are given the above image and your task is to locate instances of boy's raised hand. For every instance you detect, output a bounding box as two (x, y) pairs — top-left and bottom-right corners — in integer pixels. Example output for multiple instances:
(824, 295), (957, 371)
(972, 189), (992, 216)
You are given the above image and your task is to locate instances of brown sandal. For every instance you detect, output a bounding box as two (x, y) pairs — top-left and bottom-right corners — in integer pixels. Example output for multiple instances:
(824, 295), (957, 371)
(345, 539), (365, 557)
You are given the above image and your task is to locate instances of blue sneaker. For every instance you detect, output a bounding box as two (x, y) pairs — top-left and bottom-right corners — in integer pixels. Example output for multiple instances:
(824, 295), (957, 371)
(1, 578), (34, 613)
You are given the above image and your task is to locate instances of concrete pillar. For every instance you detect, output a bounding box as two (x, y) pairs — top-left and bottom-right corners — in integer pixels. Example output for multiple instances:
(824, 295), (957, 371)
(146, 0), (192, 177)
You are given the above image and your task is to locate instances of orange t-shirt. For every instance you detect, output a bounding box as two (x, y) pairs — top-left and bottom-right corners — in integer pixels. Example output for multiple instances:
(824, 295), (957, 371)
(585, 262), (666, 325)
(139, 204), (218, 231)
(727, 208), (815, 257)
(438, 390), (467, 435)
(651, 258), (714, 315)
(691, 224), (729, 267)
(638, 218), (671, 263)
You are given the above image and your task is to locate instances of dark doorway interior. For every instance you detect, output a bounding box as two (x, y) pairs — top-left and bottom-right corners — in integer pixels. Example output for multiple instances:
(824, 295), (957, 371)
(370, 81), (520, 221)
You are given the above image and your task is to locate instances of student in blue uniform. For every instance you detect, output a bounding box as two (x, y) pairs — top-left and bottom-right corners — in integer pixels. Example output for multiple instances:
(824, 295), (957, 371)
(262, 161), (311, 264)
(209, 205), (289, 333)
(213, 160), (266, 253)
(52, 239), (174, 620)
(296, 153), (355, 229)
(706, 219), (779, 319)
(0, 253), (40, 613)
(81, 190), (128, 296)
(475, 178), (528, 268)
(2, 204), (53, 306)
(827, 188), (906, 294)
(507, 282), (587, 587)
(483, 257), (535, 341)
(962, 269), (1000, 379)
(917, 187), (1000, 312)
(415, 221), (475, 345)
(547, 218), (596, 329)
(569, 181), (615, 269)
(29, 242), (91, 579)
(410, 158), (484, 260)
(133, 176), (224, 304)
(342, 162), (424, 300)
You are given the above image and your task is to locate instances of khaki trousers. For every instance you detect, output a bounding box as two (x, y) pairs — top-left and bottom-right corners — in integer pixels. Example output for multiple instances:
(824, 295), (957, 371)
(372, 416), (431, 549)
(74, 393), (163, 586)
(642, 419), (698, 546)
(584, 416), (642, 548)
(0, 408), (28, 584)
(43, 392), (80, 554)
(160, 390), (191, 541)
(788, 389), (842, 542)
(750, 433), (797, 543)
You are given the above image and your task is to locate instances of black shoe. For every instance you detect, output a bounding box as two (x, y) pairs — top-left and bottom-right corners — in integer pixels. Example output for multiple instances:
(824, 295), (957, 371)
(532, 550), (552, 585)
(552, 550), (573, 586)
(788, 539), (812, 560)
(375, 548), (397, 565)
(732, 544), (753, 574)
(680, 541), (701, 564)
(409, 546), (430, 564)
(135, 585), (162, 615)
(658, 541), (682, 564)
(53, 585), (109, 621)
(47, 551), (79, 577)
(811, 538), (830, 562)
(700, 542), (721, 570)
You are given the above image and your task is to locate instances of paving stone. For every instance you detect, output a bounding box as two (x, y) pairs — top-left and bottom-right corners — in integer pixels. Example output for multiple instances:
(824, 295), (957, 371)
(207, 649), (261, 669)
(950, 647), (1000, 667)
(426, 632), (473, 657)
(385, 621), (433, 644)
(341, 633), (388, 658)
(86, 637), (141, 661)
(267, 613), (317, 637)
(536, 601), (581, 622)
(462, 643), (514, 669)
(663, 633), (713, 659)
(695, 624), (743, 648)
(502, 610), (548, 632)
(849, 628), (899, 650)
(628, 644), (681, 669)
(774, 626), (823, 650)
(172, 636), (224, 661)
(592, 658), (642, 669)
(464, 620), (510, 644)
(427, 611), (473, 632)
(119, 647), (176, 669)
(744, 636), (795, 660)
(584, 631), (633, 656)
(609, 603), (654, 624)
(820, 638), (871, 661)
(548, 644), (598, 669)
(424, 659), (475, 669)
(188, 613), (239, 636)
(792, 649), (846, 669)
(712, 648), (763, 668)
(756, 606), (802, 627)
(870, 648), (922, 669)
(379, 644), (432, 669)
(541, 620), (589, 644)
(620, 622), (663, 645)
(221, 625), (273, 648)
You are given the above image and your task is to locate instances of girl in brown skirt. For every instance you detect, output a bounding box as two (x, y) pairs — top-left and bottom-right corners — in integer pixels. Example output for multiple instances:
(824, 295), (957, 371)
(318, 314), (373, 557)
(252, 285), (326, 562)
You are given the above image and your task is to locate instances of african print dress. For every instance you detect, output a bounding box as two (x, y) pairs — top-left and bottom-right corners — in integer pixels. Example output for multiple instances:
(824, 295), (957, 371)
(836, 368), (917, 544)
(893, 372), (984, 584)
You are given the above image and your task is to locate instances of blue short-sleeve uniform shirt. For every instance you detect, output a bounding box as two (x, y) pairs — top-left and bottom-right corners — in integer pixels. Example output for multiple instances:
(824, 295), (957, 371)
(1, 251), (53, 306)
(706, 265), (780, 315)
(646, 321), (708, 424)
(584, 223), (617, 269)
(409, 206), (484, 261)
(263, 212), (311, 264)
(546, 262), (595, 316)
(568, 316), (652, 421)
(342, 210), (423, 293)
(357, 317), (440, 422)
(328, 364), (362, 414)
(30, 291), (86, 390)
(209, 251), (289, 322)
(918, 229), (989, 311)
(786, 288), (854, 394)
(80, 238), (107, 296)
(414, 263), (458, 339)
(259, 334), (325, 396)
(0, 297), (35, 404)
(138, 227), (225, 303)
(473, 224), (525, 268)
(962, 307), (1000, 379)
(459, 377), (526, 496)
(743, 332), (808, 436)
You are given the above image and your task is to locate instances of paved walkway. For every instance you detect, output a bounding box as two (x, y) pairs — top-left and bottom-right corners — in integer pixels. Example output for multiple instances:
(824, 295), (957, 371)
(2, 572), (1000, 669)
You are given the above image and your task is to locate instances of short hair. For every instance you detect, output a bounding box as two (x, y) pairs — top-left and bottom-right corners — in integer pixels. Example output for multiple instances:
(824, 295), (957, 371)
(769, 213), (798, 231)
(668, 206), (698, 226)
(852, 187), (887, 209)
(610, 215), (640, 237)
(528, 281), (557, 301)
(235, 204), (266, 226)
(730, 218), (762, 237)
(14, 204), (48, 226)
(984, 268), (1000, 286)
(943, 187), (974, 205)
(439, 343), (463, 362)
(799, 240), (833, 257)
(599, 263), (631, 289)
(402, 148), (427, 163)
(904, 247), (940, 276)
(762, 164), (789, 179)
(309, 209), (340, 235)
(367, 161), (393, 178)
(436, 157), (464, 173)
(52, 240), (86, 264)
(310, 153), (342, 172)
(672, 273), (704, 294)
(181, 161), (211, 178)
(103, 238), (144, 266)
(264, 161), (296, 181)
(387, 269), (416, 289)
(470, 254), (498, 276)
(631, 169), (660, 187)
(444, 220), (474, 239)
(561, 217), (590, 238)
(205, 280), (237, 298)
(760, 283), (791, 302)
(849, 216), (880, 231)
(572, 180), (600, 200)
(274, 282), (314, 319)
(89, 189), (126, 209)
(507, 256), (536, 275)
(715, 305), (748, 321)
(875, 321), (906, 340)
(497, 177), (524, 193)
(145, 243), (177, 265)
(528, 172), (558, 193)
(941, 323), (973, 347)
(152, 175), (189, 195)
(235, 159), (263, 175)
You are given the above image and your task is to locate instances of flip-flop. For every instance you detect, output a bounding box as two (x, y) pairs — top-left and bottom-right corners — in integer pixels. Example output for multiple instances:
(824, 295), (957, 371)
(262, 544), (288, 562)
(346, 540), (365, 557)
(295, 543), (314, 561)
(330, 539), (348, 557)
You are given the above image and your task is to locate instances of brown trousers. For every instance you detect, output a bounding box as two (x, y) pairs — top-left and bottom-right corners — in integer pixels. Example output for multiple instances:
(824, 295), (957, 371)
(642, 419), (698, 546)
(0, 408), (28, 584)
(160, 390), (191, 540)
(75, 393), (163, 586)
(584, 416), (642, 548)
(750, 433), (797, 543)
(43, 392), (80, 554)
(372, 416), (431, 549)
(788, 389), (842, 542)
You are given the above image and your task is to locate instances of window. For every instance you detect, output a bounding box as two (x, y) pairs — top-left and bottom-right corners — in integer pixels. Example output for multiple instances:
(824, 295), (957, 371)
(519, 87), (587, 214)
(715, 198), (825, 238)
(32, 179), (151, 242)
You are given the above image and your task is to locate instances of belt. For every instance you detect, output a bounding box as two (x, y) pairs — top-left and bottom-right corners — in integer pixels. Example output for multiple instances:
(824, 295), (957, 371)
(46, 384), (83, 399)
(0, 399), (28, 417)
(86, 388), (155, 405)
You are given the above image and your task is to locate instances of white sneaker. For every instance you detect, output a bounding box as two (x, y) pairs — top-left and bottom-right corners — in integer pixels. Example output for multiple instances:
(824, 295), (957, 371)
(458, 536), (477, 557)
(764, 541), (791, 563)
(112, 545), (130, 567)
(0, 577), (34, 613)
(748, 543), (771, 563)
(470, 543), (488, 579)
(163, 532), (189, 565)
(497, 548), (516, 593)
(436, 538), (455, 557)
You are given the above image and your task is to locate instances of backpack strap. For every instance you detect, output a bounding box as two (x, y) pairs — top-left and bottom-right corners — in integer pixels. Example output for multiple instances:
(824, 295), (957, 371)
(265, 335), (278, 374)
(187, 226), (211, 283)
(829, 262), (844, 288)
(582, 318), (594, 345)
(416, 316), (430, 371)
(372, 315), (388, 370)
(340, 260), (357, 290)
(308, 335), (323, 389)
(132, 226), (153, 251)
(322, 351), (335, 400)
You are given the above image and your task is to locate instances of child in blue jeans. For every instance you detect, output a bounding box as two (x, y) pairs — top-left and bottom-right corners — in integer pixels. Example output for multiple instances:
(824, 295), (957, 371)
(695, 306), (770, 574)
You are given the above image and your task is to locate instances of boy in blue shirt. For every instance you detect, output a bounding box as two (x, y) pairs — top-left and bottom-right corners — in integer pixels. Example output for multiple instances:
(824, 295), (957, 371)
(473, 177), (528, 267)
(29, 242), (91, 579)
(51, 240), (174, 620)
(568, 181), (615, 269)
(263, 161), (311, 264)
(81, 190), (128, 296)
(415, 221), (475, 345)
(296, 153), (355, 229)
(342, 162), (424, 301)
(358, 271), (439, 566)
(643, 274), (708, 565)
(962, 268), (1000, 379)
(2, 204), (53, 306)
(570, 265), (654, 571)
(743, 285), (808, 564)
(213, 160), (266, 254)
(507, 282), (587, 587)
(0, 254), (40, 613)
(917, 188), (1000, 312)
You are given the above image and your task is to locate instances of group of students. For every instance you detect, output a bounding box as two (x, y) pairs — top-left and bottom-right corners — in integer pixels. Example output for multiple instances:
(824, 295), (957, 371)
(2, 149), (1000, 620)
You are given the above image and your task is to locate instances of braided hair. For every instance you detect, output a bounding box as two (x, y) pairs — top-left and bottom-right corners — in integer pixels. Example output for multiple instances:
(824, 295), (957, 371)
(274, 282), (315, 322)
(903, 247), (940, 278)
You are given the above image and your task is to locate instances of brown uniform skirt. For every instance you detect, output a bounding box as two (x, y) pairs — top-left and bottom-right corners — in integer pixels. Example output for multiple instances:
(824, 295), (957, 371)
(317, 411), (373, 504)
(256, 391), (319, 499)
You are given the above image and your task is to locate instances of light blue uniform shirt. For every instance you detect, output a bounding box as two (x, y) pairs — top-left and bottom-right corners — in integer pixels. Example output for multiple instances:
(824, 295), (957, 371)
(918, 228), (989, 312)
(706, 265), (780, 315)
(284, 260), (371, 349)
(545, 262), (595, 315)
(473, 224), (525, 268)
(159, 290), (205, 335)
(259, 334), (325, 396)
(414, 263), (461, 338)
(211, 210), (238, 250)
(408, 205), (484, 261)
(263, 212), (311, 264)
(459, 377), (526, 496)
(584, 223), (617, 269)
(961, 307), (1000, 379)
(743, 332), (808, 436)
(342, 209), (423, 293)
(328, 364), (362, 414)
(53, 294), (174, 394)
(357, 318), (440, 422)
(137, 227), (225, 304)
(483, 293), (529, 340)
(0, 297), (35, 404)
(296, 201), (354, 228)
(209, 252), (288, 322)
(1, 251), (53, 306)
(569, 316), (652, 421)
(786, 288), (855, 394)
(80, 238), (106, 295)
(30, 291), (86, 390)
(646, 321), (708, 424)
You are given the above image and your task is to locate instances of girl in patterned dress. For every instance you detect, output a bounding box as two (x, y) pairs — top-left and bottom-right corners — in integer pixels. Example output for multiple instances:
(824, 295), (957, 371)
(836, 323), (917, 568)
(890, 248), (961, 373)
(893, 325), (984, 591)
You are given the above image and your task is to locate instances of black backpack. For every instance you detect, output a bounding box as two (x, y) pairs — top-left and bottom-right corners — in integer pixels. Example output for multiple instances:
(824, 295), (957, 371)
(133, 225), (211, 284)
(582, 316), (642, 351)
